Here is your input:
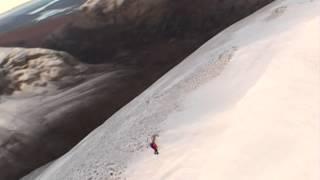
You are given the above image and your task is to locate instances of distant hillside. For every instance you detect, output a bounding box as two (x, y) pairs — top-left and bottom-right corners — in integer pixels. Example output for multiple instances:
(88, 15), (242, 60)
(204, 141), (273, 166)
(0, 0), (86, 33)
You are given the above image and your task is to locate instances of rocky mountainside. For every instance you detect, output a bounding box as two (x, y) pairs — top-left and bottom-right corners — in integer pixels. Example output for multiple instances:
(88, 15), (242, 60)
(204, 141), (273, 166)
(0, 48), (147, 180)
(47, 0), (275, 64)
(23, 0), (320, 179)
(0, 0), (275, 179)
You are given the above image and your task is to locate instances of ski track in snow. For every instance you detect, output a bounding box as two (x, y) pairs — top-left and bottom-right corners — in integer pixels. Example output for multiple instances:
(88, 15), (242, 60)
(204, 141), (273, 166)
(23, 0), (320, 179)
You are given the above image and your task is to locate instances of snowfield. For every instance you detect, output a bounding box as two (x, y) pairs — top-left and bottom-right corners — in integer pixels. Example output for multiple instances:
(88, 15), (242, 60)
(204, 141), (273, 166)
(23, 0), (320, 179)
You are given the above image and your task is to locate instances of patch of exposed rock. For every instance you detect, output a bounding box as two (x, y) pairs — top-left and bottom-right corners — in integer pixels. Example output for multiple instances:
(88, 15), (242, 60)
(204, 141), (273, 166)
(0, 48), (88, 95)
(80, 0), (167, 25)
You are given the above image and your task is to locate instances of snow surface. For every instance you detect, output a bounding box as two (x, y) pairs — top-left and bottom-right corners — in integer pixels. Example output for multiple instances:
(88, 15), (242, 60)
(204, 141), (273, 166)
(23, 0), (320, 179)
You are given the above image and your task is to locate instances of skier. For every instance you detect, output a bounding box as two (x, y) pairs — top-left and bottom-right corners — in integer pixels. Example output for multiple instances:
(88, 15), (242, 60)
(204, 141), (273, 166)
(150, 134), (159, 155)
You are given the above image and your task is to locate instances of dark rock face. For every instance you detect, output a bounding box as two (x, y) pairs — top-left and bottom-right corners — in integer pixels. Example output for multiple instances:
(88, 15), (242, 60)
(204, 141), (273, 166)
(46, 0), (274, 64)
(0, 0), (273, 179)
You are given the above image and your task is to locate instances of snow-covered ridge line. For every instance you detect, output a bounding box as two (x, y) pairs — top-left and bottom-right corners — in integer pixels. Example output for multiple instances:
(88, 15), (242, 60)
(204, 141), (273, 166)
(24, 0), (320, 179)
(28, 0), (61, 15)
(34, 6), (75, 22)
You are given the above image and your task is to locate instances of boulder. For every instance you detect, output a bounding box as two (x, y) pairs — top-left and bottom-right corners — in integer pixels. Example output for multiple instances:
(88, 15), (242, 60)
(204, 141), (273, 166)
(0, 48), (88, 95)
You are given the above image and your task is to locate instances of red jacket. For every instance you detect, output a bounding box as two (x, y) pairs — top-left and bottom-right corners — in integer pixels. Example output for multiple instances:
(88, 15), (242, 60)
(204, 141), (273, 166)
(150, 142), (158, 150)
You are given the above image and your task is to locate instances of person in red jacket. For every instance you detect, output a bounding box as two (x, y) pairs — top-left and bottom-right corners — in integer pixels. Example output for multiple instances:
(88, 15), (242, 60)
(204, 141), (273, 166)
(150, 134), (159, 155)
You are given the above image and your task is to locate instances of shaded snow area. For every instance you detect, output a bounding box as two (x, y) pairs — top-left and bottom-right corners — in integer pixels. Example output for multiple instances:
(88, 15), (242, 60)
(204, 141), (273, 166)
(24, 0), (320, 179)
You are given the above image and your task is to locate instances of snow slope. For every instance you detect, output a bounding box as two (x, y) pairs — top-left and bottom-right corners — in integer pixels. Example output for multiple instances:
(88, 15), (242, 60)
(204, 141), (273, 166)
(24, 0), (320, 179)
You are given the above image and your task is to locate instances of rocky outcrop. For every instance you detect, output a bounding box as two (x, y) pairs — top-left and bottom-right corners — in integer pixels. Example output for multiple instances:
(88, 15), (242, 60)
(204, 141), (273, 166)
(79, 0), (169, 25)
(0, 48), (90, 180)
(0, 48), (148, 180)
(0, 48), (88, 95)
